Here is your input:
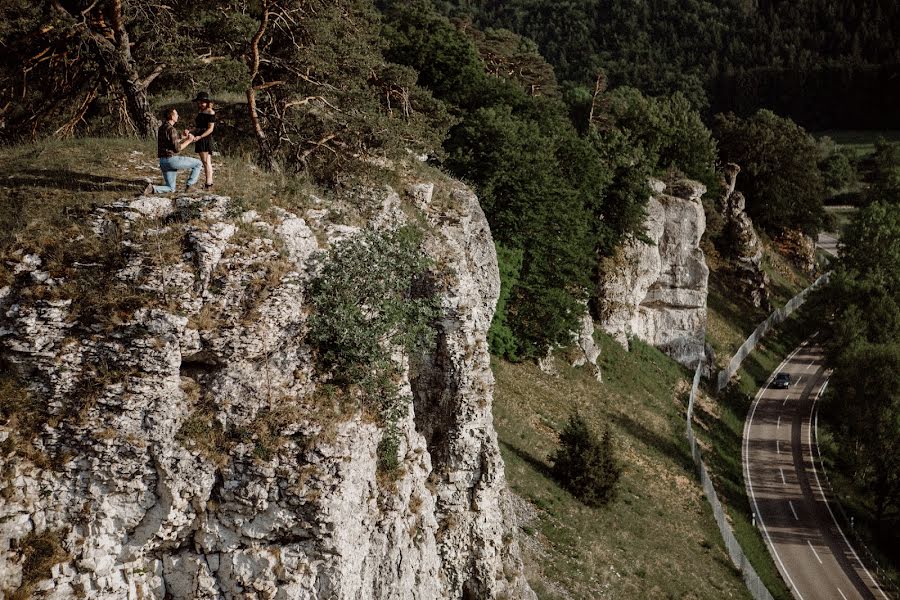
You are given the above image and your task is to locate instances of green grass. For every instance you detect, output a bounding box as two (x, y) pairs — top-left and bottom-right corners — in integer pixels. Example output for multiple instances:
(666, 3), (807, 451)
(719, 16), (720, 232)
(815, 130), (900, 158)
(706, 236), (812, 369)
(493, 336), (752, 599)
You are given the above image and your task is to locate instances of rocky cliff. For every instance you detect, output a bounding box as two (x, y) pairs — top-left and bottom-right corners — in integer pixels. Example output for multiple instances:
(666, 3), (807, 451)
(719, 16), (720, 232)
(719, 163), (769, 309)
(598, 178), (709, 368)
(0, 179), (535, 599)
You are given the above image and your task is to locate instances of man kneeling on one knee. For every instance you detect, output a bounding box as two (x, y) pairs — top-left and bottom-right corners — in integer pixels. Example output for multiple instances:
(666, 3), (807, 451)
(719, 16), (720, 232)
(144, 107), (201, 194)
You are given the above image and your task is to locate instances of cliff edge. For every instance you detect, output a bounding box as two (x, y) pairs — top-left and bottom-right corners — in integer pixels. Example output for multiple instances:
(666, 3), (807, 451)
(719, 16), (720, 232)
(0, 178), (535, 599)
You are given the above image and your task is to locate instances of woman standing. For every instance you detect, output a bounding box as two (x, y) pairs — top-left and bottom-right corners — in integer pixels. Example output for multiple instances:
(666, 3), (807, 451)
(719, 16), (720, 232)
(191, 91), (216, 190)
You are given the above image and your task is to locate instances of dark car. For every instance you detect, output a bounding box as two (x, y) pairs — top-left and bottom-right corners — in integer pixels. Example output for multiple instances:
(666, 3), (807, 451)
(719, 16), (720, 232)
(772, 372), (791, 389)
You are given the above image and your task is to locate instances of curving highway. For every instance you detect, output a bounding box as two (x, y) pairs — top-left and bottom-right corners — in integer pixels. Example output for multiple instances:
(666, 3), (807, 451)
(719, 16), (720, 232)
(743, 335), (891, 600)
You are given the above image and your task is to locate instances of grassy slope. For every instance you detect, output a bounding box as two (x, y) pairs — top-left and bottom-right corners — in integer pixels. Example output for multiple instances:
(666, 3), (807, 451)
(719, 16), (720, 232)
(493, 336), (751, 600)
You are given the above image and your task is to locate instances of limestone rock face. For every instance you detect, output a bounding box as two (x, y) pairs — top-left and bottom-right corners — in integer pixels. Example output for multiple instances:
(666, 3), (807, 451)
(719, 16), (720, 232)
(0, 183), (534, 599)
(598, 178), (709, 368)
(720, 164), (769, 309)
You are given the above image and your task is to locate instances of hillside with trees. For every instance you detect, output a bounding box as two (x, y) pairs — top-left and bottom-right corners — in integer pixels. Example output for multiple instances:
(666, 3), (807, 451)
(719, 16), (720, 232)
(437, 0), (900, 129)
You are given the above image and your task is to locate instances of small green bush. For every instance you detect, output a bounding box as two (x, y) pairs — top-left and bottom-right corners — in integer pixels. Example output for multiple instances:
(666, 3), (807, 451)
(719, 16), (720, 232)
(550, 413), (621, 507)
(307, 225), (439, 471)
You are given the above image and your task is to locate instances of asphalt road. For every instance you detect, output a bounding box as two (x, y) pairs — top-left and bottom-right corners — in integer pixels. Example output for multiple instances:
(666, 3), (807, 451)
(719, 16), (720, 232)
(743, 336), (891, 600)
(818, 232), (840, 257)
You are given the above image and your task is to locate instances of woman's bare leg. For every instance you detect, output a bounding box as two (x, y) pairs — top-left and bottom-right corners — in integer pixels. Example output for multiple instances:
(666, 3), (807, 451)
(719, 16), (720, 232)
(198, 151), (213, 186)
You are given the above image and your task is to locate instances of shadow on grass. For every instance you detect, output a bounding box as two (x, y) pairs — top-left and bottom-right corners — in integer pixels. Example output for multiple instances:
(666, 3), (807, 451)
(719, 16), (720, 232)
(609, 412), (694, 474)
(708, 276), (763, 336)
(0, 169), (141, 192)
(499, 439), (553, 479)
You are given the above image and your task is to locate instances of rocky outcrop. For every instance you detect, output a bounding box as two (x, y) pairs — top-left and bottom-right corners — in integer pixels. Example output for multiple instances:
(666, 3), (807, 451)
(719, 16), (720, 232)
(598, 178), (709, 368)
(776, 228), (817, 275)
(570, 308), (602, 382)
(720, 164), (769, 309)
(0, 182), (534, 599)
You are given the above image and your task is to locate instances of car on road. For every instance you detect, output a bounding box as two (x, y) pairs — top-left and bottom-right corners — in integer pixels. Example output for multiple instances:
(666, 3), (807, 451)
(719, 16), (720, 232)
(772, 372), (791, 389)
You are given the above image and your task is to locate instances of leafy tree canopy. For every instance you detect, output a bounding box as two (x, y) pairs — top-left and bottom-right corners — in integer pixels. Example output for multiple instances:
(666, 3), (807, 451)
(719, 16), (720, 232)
(714, 109), (824, 235)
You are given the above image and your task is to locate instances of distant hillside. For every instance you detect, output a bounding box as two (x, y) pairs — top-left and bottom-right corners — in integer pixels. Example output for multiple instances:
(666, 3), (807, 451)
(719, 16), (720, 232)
(439, 0), (900, 128)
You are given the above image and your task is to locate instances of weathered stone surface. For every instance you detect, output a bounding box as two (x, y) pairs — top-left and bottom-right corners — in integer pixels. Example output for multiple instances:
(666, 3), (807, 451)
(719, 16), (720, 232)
(0, 183), (534, 599)
(598, 178), (709, 368)
(720, 163), (769, 309)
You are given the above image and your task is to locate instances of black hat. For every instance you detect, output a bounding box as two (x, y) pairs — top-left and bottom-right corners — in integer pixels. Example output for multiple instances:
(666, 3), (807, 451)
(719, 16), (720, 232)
(192, 91), (211, 102)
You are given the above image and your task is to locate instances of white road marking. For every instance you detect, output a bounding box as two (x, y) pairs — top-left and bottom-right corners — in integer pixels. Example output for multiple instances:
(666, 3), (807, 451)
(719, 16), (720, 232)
(789, 500), (799, 520)
(776, 440), (780, 454)
(809, 381), (891, 599)
(797, 376), (804, 385)
(783, 397), (788, 406)
(837, 588), (849, 600)
(743, 338), (813, 600)
(808, 540), (823, 564)
(806, 362), (814, 371)
(777, 416), (781, 429)
(780, 468), (786, 485)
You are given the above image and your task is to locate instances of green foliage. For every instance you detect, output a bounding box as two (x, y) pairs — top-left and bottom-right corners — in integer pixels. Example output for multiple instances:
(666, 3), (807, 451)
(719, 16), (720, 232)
(819, 149), (857, 195)
(825, 343), (900, 522)
(866, 140), (900, 206)
(812, 201), (900, 524)
(550, 413), (621, 507)
(381, 1), (487, 108)
(440, 0), (900, 129)
(306, 226), (439, 467)
(444, 101), (595, 358)
(607, 88), (717, 187)
(715, 110), (824, 235)
(488, 243), (523, 359)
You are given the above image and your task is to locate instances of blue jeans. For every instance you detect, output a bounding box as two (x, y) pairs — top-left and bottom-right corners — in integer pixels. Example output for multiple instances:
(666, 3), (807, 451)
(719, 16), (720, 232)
(154, 156), (202, 193)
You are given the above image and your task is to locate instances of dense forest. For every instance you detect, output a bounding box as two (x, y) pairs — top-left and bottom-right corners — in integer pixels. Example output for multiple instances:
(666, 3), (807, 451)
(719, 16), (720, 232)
(437, 0), (900, 129)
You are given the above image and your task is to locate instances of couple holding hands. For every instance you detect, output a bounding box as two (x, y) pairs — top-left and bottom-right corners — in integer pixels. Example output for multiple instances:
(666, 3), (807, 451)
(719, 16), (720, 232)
(143, 92), (216, 195)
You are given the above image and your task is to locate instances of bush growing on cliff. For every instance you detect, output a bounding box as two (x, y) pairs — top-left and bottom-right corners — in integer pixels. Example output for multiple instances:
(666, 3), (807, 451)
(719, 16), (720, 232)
(307, 226), (439, 469)
(550, 413), (621, 507)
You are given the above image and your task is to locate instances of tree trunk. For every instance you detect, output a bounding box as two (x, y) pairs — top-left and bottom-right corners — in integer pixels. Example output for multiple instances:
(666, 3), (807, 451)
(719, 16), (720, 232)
(245, 0), (279, 171)
(106, 0), (157, 137)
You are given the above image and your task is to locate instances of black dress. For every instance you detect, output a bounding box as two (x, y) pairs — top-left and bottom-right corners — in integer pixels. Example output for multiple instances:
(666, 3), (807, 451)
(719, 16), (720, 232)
(194, 112), (216, 153)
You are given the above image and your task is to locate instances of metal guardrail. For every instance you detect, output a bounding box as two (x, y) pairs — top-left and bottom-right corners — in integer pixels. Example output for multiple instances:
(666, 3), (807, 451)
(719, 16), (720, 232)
(687, 361), (776, 600)
(716, 273), (831, 392)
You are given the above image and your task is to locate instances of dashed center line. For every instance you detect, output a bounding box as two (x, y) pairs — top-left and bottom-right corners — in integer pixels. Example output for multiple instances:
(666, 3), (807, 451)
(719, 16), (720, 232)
(808, 540), (823, 564)
(780, 468), (786, 485)
(776, 440), (781, 454)
(777, 415), (781, 430)
(797, 376), (804, 385)
(789, 500), (799, 520)
(806, 362), (814, 371)
(837, 588), (849, 600)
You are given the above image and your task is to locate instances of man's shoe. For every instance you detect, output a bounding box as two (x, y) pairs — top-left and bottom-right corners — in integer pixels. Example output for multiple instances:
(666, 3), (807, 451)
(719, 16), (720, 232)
(185, 183), (196, 193)
(203, 183), (214, 191)
(140, 182), (154, 196)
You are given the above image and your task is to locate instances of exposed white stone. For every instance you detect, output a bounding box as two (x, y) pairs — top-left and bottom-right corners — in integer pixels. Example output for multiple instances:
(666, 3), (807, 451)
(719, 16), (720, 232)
(0, 183), (534, 599)
(599, 178), (709, 367)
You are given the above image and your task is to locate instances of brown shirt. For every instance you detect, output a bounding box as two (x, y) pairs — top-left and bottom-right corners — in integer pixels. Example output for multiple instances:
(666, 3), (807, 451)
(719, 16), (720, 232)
(157, 122), (180, 158)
